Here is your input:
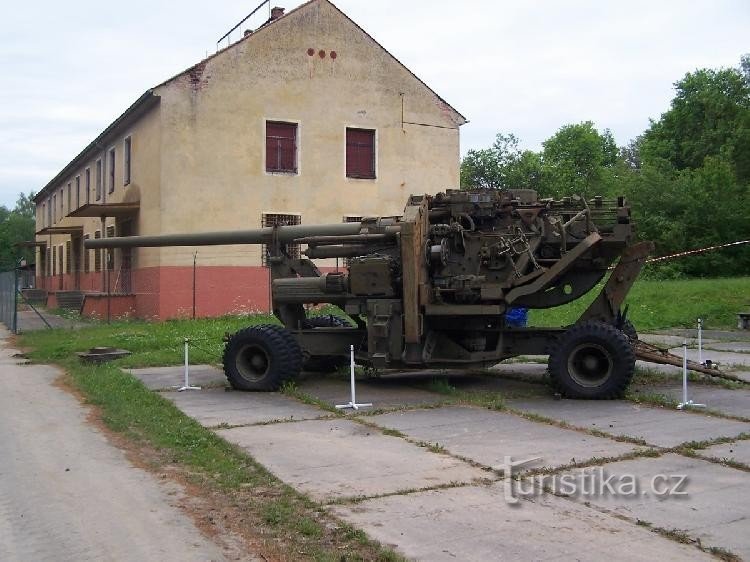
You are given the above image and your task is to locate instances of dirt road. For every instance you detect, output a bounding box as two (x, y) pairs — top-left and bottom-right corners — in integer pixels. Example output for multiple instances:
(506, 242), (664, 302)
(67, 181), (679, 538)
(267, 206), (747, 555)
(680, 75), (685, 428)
(0, 327), (232, 562)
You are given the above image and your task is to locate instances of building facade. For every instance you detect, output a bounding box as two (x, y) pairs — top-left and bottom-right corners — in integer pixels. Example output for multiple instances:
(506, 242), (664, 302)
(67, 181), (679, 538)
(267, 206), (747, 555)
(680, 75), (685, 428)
(33, 0), (466, 319)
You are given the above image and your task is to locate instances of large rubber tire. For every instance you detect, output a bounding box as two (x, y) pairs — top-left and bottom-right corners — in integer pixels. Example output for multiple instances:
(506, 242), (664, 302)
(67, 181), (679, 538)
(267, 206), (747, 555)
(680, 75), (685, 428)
(301, 315), (351, 373)
(222, 324), (302, 391)
(548, 320), (635, 399)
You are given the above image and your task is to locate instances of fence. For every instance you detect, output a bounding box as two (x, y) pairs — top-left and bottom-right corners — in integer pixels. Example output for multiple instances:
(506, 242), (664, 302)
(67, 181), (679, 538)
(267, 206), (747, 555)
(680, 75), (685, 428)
(0, 270), (17, 333)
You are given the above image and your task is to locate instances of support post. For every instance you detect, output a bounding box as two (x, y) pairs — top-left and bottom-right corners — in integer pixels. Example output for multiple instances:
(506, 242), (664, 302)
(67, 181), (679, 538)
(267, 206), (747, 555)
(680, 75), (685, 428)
(192, 251), (197, 320)
(178, 338), (201, 392)
(335, 345), (372, 410)
(677, 340), (706, 410)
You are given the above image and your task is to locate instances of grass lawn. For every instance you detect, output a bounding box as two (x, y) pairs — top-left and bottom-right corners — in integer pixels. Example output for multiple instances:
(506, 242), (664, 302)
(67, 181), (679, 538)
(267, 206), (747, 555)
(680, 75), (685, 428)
(530, 277), (750, 331)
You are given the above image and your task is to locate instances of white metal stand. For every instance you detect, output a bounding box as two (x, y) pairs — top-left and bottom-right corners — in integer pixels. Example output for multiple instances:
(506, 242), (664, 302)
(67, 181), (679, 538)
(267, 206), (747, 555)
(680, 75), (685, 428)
(335, 345), (372, 410)
(677, 340), (705, 410)
(178, 338), (201, 392)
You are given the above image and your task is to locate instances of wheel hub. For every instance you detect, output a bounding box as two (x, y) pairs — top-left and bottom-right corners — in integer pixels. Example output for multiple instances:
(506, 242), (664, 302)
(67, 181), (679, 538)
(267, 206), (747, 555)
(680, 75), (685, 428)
(567, 343), (613, 387)
(236, 344), (270, 382)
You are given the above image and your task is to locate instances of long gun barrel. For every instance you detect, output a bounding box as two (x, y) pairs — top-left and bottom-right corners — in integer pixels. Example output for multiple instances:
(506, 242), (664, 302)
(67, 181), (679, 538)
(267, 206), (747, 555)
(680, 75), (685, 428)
(84, 222), (399, 249)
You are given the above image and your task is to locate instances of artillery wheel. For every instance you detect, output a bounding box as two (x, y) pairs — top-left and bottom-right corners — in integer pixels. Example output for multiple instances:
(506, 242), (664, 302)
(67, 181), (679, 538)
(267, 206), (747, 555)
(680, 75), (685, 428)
(302, 315), (352, 373)
(223, 325), (302, 391)
(548, 320), (635, 399)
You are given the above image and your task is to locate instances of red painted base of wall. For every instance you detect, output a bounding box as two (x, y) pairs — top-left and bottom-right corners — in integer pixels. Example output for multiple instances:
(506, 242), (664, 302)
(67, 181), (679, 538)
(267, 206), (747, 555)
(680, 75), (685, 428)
(129, 266), (274, 320)
(40, 266), (344, 320)
(82, 295), (137, 320)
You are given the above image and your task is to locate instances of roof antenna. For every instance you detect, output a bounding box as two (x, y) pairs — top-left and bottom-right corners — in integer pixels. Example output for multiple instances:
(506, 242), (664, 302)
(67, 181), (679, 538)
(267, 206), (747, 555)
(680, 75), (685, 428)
(216, 0), (270, 51)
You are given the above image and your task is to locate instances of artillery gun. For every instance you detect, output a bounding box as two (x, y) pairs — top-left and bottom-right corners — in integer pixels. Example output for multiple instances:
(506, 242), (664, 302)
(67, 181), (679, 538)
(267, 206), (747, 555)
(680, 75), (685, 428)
(88, 189), (655, 399)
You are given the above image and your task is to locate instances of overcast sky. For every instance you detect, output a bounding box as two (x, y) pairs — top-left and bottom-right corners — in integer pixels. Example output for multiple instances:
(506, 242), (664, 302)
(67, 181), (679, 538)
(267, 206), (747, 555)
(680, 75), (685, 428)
(1, 0), (748, 208)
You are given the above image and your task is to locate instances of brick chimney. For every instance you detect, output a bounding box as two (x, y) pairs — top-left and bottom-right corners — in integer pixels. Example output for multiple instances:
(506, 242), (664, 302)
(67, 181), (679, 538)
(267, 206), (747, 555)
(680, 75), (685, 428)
(271, 6), (285, 20)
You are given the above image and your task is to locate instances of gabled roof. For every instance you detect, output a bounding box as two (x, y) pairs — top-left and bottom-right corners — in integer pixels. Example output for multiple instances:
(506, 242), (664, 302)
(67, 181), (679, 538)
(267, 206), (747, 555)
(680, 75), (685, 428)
(35, 0), (466, 203)
(157, 0), (467, 124)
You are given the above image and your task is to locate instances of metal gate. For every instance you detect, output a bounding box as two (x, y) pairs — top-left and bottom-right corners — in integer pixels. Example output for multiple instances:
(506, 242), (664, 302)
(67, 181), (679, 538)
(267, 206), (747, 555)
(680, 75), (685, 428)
(0, 270), (17, 333)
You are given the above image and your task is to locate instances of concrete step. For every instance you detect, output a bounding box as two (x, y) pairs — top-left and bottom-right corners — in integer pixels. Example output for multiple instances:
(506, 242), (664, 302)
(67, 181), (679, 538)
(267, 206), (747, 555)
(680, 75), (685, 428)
(55, 291), (84, 310)
(21, 289), (47, 305)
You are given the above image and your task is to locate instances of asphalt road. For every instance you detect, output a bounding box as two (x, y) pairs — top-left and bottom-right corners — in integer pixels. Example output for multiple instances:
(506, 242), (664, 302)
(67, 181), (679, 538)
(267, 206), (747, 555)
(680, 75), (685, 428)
(0, 326), (230, 562)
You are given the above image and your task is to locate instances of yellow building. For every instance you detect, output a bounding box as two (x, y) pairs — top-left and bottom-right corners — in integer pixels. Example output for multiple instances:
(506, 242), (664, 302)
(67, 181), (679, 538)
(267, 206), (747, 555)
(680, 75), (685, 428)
(33, 0), (466, 319)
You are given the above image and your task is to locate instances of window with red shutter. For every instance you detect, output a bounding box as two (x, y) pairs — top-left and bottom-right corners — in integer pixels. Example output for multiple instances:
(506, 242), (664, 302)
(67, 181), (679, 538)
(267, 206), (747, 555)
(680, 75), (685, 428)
(346, 128), (376, 179)
(266, 121), (298, 173)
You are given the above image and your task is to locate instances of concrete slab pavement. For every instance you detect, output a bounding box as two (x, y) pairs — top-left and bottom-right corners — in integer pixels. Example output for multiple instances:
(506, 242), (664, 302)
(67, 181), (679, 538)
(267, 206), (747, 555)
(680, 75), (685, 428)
(553, 453), (750, 559)
(159, 387), (327, 427)
(128, 364), (226, 390)
(369, 406), (639, 472)
(671, 347), (750, 368)
(505, 398), (749, 447)
(704, 341), (750, 353)
(295, 375), (446, 411)
(699, 439), (750, 466)
(217, 419), (487, 501)
(331, 483), (711, 561)
(631, 383), (750, 420)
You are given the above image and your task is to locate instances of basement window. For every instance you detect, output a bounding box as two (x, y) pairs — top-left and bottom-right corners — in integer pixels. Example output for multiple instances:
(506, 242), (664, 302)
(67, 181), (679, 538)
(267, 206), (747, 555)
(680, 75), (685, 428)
(346, 128), (376, 179)
(261, 213), (301, 266)
(266, 121), (298, 173)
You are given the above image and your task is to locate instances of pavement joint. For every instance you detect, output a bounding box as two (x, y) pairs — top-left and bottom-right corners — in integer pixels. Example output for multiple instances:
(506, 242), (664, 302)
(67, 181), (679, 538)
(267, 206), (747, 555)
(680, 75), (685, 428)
(325, 478), (496, 507)
(207, 413), (339, 431)
(545, 480), (742, 560)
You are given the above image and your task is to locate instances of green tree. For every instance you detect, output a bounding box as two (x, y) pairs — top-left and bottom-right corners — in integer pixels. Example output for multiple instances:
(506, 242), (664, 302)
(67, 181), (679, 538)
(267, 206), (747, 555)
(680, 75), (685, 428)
(640, 63), (750, 181)
(460, 133), (542, 190)
(0, 192), (37, 271)
(540, 122), (619, 198)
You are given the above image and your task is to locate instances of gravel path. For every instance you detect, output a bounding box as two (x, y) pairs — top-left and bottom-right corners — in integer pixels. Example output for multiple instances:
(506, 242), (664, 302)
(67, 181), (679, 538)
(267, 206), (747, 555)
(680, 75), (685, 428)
(0, 327), (231, 562)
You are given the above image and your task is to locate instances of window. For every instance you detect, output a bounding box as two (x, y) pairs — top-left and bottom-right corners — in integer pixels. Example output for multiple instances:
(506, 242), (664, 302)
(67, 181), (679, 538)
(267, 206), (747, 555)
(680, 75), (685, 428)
(108, 149), (115, 193)
(96, 159), (102, 200)
(265, 121), (297, 173)
(261, 213), (301, 266)
(57, 246), (63, 276)
(124, 137), (131, 185)
(94, 231), (101, 272)
(65, 241), (72, 274)
(60, 188), (64, 216)
(53, 194), (57, 223)
(42, 202), (46, 228)
(52, 247), (57, 276)
(47, 197), (52, 226)
(85, 168), (91, 204)
(346, 128), (376, 179)
(106, 226), (115, 270)
(67, 183), (71, 214)
(75, 176), (80, 209)
(83, 235), (90, 272)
